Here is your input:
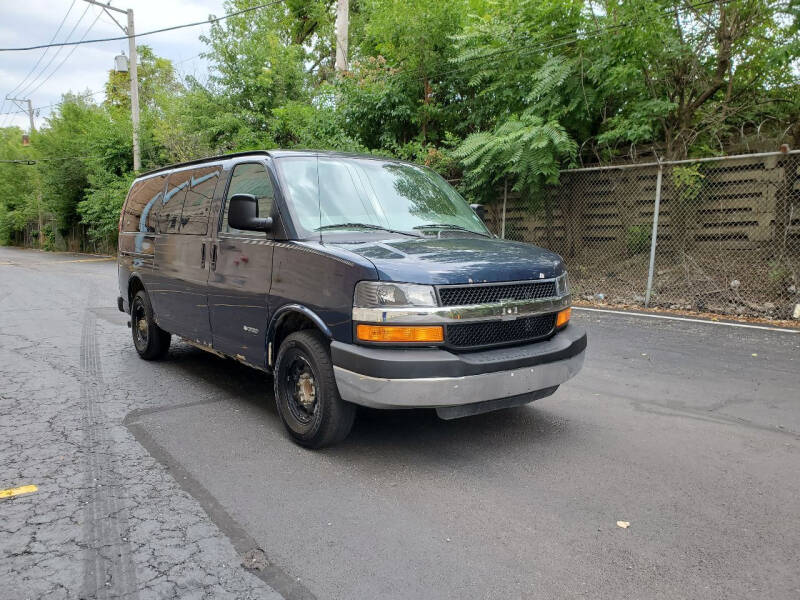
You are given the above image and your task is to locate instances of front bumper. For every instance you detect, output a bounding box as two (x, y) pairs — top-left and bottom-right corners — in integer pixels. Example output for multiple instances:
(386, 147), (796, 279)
(331, 325), (586, 413)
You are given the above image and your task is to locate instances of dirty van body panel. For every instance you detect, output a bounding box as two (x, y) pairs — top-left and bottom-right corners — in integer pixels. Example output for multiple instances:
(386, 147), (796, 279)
(207, 158), (287, 367)
(269, 241), (378, 345)
(118, 172), (166, 314)
(207, 235), (273, 366)
(146, 164), (222, 344)
(148, 170), (189, 333)
(118, 232), (155, 310)
(331, 237), (565, 285)
(151, 233), (213, 344)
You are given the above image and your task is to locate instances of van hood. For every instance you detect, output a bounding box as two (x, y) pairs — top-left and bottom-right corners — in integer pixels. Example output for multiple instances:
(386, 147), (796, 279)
(329, 237), (565, 285)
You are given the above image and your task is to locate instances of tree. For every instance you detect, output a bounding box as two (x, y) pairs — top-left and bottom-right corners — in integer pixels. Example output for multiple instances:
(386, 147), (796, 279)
(453, 112), (577, 201)
(353, 0), (474, 143)
(589, 0), (800, 159)
(0, 127), (39, 245)
(200, 0), (315, 148)
(2, 0), (797, 252)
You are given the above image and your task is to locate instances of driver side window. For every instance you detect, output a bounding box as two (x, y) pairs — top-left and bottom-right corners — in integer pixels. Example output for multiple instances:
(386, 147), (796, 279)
(222, 163), (274, 235)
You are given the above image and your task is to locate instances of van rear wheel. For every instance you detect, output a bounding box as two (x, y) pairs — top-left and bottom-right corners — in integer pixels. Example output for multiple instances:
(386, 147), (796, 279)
(131, 290), (171, 360)
(274, 330), (355, 448)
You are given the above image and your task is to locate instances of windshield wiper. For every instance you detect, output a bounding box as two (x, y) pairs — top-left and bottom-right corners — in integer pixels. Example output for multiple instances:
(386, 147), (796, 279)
(413, 223), (490, 237)
(315, 222), (421, 237)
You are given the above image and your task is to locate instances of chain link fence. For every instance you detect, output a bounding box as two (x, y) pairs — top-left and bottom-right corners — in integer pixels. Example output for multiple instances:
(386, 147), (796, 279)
(482, 151), (800, 321)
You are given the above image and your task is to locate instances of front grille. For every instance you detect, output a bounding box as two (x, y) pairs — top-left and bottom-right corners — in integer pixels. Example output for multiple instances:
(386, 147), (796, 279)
(446, 313), (556, 349)
(438, 281), (557, 306)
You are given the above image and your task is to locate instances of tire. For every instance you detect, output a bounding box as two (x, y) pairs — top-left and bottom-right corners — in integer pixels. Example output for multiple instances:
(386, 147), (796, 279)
(130, 289), (171, 360)
(273, 330), (356, 448)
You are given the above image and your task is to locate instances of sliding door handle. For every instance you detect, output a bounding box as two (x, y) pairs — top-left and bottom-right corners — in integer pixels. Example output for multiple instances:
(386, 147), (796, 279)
(210, 244), (218, 271)
(200, 242), (206, 268)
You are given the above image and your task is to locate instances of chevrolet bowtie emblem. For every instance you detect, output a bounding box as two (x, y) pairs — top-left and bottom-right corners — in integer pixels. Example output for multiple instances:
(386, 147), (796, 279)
(499, 301), (519, 320)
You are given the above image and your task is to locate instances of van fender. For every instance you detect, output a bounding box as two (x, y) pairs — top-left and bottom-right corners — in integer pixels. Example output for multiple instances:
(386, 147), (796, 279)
(266, 304), (332, 367)
(126, 273), (146, 312)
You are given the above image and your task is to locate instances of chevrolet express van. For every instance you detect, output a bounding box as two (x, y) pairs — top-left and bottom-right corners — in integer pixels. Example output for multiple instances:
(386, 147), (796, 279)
(117, 151), (586, 447)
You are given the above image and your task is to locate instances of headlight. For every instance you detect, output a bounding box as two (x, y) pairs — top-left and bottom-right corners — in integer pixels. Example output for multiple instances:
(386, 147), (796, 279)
(555, 272), (569, 296)
(354, 281), (437, 308)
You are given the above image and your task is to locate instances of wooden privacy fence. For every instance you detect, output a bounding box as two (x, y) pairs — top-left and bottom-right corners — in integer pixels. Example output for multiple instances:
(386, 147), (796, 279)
(482, 151), (800, 320)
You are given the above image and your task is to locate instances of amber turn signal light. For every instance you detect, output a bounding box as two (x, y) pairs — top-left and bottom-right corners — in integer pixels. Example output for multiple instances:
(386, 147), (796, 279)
(556, 307), (571, 328)
(357, 324), (444, 343)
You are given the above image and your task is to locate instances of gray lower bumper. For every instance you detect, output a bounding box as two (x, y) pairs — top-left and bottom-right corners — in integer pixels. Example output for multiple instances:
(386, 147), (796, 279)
(333, 351), (584, 410)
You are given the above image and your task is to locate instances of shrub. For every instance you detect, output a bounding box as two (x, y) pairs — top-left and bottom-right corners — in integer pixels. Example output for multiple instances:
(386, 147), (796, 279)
(626, 225), (652, 256)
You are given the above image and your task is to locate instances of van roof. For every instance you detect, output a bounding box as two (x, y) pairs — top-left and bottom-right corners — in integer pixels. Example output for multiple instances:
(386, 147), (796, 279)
(136, 149), (396, 179)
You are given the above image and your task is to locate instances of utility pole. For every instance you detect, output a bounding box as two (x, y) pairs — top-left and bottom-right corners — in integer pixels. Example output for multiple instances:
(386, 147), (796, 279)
(334, 0), (349, 72)
(82, 0), (140, 171)
(126, 8), (140, 172)
(8, 97), (35, 133)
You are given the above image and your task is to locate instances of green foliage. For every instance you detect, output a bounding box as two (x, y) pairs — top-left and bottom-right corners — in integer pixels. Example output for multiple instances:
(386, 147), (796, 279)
(1, 0), (796, 251)
(0, 128), (38, 244)
(452, 112), (576, 203)
(78, 171), (135, 247)
(626, 225), (652, 257)
(672, 165), (705, 204)
(269, 98), (365, 152)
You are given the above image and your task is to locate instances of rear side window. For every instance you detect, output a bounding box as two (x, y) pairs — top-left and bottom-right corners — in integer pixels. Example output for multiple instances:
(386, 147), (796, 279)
(121, 175), (166, 233)
(180, 166), (220, 235)
(160, 171), (190, 233)
(222, 163), (274, 235)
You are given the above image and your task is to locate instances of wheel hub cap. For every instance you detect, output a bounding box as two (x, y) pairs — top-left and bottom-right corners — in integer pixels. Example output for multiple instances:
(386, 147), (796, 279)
(296, 372), (316, 409)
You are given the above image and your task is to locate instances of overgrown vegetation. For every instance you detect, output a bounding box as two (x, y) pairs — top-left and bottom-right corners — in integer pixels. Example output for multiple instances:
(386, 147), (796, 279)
(1, 0), (797, 251)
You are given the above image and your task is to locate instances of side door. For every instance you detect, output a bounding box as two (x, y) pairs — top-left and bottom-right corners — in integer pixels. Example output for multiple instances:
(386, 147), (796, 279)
(152, 165), (220, 344)
(207, 161), (275, 366)
(149, 170), (186, 333)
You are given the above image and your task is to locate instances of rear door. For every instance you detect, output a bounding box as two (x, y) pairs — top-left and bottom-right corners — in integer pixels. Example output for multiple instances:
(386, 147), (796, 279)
(118, 173), (166, 303)
(208, 161), (275, 366)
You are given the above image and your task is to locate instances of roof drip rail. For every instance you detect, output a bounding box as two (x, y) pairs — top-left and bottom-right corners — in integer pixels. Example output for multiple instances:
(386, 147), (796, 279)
(138, 150), (271, 178)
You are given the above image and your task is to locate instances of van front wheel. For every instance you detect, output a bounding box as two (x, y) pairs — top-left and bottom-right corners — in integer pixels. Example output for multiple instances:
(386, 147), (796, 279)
(131, 290), (171, 360)
(274, 330), (356, 448)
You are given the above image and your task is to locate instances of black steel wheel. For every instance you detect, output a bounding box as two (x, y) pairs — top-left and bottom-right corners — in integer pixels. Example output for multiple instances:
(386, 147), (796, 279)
(131, 289), (171, 360)
(274, 330), (355, 448)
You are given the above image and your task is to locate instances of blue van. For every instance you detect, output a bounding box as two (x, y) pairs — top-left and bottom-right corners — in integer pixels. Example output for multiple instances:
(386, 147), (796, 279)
(117, 151), (586, 447)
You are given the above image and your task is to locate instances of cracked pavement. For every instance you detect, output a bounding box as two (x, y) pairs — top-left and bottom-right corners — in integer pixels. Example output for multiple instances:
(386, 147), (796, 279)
(1, 246), (799, 599)
(0, 248), (283, 599)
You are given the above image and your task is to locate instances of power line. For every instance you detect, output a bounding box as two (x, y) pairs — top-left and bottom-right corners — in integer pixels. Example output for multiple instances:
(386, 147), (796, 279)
(175, 53), (202, 65)
(25, 9), (104, 98)
(1, 0), (85, 123)
(14, 3), (92, 98)
(0, 0), (728, 129)
(0, 90), (106, 118)
(0, 0), (287, 52)
(0, 6), (101, 128)
(4, 0), (78, 103)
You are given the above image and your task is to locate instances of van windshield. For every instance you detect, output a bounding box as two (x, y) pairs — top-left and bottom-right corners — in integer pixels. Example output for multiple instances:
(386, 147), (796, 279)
(275, 156), (489, 238)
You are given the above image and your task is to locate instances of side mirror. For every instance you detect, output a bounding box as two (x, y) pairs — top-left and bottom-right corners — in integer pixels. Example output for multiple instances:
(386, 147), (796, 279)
(228, 194), (272, 232)
(470, 203), (486, 221)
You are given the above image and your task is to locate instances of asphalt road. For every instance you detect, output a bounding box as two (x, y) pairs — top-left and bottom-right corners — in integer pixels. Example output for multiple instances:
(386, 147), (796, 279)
(1, 246), (799, 600)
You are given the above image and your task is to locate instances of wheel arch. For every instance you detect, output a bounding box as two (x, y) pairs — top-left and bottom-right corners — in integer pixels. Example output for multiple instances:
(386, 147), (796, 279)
(267, 304), (333, 368)
(127, 274), (146, 308)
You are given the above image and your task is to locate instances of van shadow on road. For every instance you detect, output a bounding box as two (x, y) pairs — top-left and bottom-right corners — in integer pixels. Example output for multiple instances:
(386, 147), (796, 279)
(131, 341), (570, 460)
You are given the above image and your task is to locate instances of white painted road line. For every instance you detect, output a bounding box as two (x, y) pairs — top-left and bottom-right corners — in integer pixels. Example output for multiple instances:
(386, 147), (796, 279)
(573, 306), (800, 334)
